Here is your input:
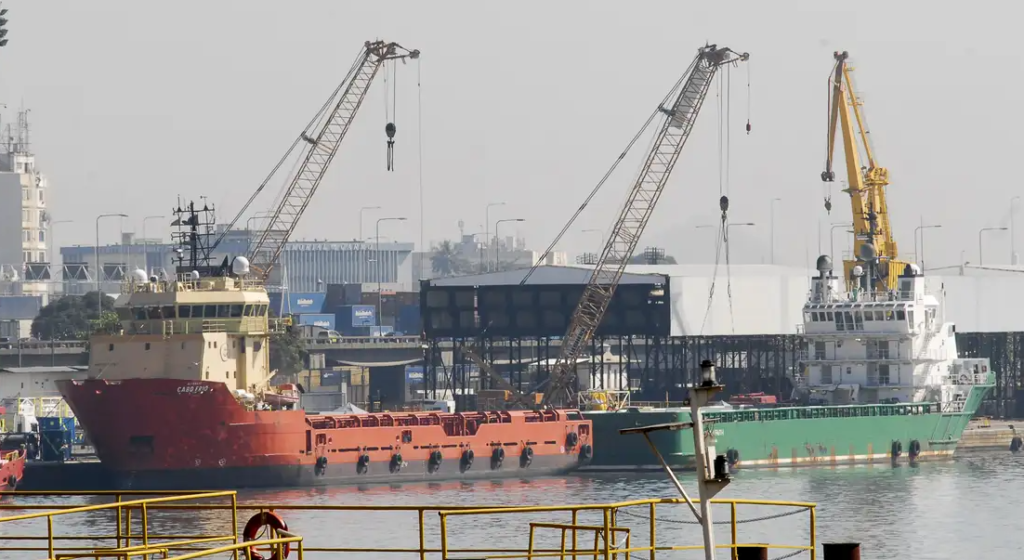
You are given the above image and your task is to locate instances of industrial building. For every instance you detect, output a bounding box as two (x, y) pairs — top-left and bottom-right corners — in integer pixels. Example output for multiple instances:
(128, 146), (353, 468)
(0, 110), (52, 301)
(420, 263), (1024, 416)
(60, 228), (416, 295)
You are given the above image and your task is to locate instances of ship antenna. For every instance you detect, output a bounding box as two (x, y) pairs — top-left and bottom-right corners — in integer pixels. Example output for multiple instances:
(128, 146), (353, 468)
(171, 198), (218, 276)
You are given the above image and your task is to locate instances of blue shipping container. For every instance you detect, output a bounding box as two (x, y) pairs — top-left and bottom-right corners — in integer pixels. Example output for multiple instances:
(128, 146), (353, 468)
(396, 304), (421, 335)
(297, 313), (336, 331)
(352, 305), (375, 327)
(405, 365), (424, 382)
(269, 292), (327, 315)
(37, 417), (63, 431)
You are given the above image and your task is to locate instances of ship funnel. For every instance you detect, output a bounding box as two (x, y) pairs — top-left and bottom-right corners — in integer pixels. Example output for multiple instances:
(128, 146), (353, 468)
(231, 256), (251, 276)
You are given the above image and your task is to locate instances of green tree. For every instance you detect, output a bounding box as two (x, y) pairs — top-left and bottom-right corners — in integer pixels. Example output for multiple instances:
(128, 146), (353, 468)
(270, 329), (306, 377)
(266, 305), (306, 377)
(31, 291), (116, 340)
(431, 240), (470, 277)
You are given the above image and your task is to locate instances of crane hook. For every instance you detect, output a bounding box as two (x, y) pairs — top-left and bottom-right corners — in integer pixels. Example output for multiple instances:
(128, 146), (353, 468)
(745, 119), (751, 135)
(824, 196), (833, 214)
(385, 122), (397, 171)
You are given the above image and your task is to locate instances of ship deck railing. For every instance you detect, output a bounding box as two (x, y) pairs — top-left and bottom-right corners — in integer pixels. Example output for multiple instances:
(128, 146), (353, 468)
(0, 490), (819, 560)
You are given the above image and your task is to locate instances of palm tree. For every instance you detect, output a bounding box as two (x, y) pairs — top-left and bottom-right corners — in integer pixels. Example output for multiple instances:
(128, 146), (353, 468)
(431, 240), (468, 277)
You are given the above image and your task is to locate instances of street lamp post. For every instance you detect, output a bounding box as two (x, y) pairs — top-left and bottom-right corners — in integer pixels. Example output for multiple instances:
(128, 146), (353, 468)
(142, 215), (166, 276)
(913, 218), (941, 271)
(376, 217), (406, 328)
(770, 198), (782, 264)
(359, 206), (381, 241)
(979, 226), (1008, 266)
(95, 213), (128, 314)
(486, 202), (506, 272)
(1012, 196), (1021, 264)
(495, 218), (525, 271)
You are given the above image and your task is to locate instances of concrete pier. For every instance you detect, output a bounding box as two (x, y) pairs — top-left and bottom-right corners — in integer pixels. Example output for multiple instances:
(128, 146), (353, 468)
(958, 418), (1016, 451)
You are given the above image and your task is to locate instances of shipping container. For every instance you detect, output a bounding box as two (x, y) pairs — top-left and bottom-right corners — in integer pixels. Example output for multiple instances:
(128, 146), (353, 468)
(396, 304), (421, 335)
(296, 313), (336, 331)
(40, 430), (70, 461)
(37, 417), (63, 431)
(325, 283), (364, 309)
(335, 305), (376, 334)
(268, 292), (327, 315)
(360, 291), (419, 327)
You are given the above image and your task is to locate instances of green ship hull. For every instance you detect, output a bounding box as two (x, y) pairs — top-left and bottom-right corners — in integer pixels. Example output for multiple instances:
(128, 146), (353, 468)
(583, 376), (993, 470)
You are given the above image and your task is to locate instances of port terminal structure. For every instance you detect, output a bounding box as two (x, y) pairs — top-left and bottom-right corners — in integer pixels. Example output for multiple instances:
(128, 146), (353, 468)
(420, 265), (1024, 417)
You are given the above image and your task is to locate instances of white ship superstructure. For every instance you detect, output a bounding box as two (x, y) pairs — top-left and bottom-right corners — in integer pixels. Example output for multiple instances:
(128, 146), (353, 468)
(797, 255), (990, 410)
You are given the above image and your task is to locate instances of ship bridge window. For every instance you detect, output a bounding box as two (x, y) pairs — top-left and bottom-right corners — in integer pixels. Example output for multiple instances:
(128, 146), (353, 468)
(204, 305), (217, 318)
(134, 308), (147, 321)
(117, 308), (132, 321)
(217, 305), (231, 318)
(896, 310), (906, 321)
(178, 305), (194, 318)
(230, 305), (244, 318)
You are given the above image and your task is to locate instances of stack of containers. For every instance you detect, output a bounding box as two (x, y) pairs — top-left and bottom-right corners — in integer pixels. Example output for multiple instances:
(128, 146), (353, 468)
(269, 292), (333, 330)
(334, 304), (377, 336)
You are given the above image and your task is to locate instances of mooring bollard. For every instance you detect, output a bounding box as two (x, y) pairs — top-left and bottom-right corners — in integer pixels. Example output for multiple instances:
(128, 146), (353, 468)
(823, 542), (861, 560)
(735, 544), (768, 560)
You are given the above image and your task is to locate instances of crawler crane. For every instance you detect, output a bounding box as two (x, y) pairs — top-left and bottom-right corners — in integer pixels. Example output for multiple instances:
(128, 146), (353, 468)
(212, 40), (419, 282)
(822, 50), (908, 292)
(468, 44), (748, 408)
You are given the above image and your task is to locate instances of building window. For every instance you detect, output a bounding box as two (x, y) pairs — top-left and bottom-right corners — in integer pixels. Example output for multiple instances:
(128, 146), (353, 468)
(23, 230), (31, 242)
(37, 252), (45, 262)
(22, 252), (30, 263)
(38, 190), (44, 202)
(22, 189), (29, 201)
(38, 230), (45, 242)
(22, 210), (29, 223)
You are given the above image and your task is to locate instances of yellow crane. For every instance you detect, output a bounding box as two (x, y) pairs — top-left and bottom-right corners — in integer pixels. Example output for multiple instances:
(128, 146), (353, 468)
(821, 50), (909, 292)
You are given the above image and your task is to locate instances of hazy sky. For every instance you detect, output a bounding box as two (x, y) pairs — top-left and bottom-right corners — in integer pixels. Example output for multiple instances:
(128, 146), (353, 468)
(0, 0), (1019, 270)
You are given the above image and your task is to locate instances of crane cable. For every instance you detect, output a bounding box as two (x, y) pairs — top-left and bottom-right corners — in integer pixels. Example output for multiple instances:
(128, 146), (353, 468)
(385, 59), (398, 171)
(724, 65), (736, 335)
(520, 55), (702, 285)
(698, 72), (727, 335)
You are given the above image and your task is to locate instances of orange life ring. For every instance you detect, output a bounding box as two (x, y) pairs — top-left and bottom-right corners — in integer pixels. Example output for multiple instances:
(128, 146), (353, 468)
(242, 511), (290, 560)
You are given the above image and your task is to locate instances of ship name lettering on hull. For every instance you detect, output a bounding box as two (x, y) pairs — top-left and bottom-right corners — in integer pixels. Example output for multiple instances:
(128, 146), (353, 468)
(178, 385), (212, 395)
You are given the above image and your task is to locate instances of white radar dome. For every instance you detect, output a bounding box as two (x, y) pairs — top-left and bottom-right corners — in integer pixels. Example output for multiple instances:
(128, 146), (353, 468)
(190, 270), (200, 280)
(852, 265), (865, 277)
(231, 256), (251, 276)
(131, 268), (148, 283)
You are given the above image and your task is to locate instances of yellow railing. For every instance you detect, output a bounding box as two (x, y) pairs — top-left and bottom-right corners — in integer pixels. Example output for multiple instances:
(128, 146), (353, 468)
(2, 450), (19, 463)
(0, 491), (816, 560)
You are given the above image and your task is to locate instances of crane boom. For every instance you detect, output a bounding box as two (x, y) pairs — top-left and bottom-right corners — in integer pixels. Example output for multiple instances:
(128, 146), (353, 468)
(539, 44), (748, 408)
(221, 40), (418, 281)
(821, 50), (906, 292)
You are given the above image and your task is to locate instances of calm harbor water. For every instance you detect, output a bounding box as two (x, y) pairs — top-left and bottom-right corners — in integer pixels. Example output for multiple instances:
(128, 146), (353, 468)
(1, 451), (1020, 560)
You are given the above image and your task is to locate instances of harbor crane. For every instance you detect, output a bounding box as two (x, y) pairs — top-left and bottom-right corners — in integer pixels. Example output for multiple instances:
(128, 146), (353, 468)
(212, 40), (419, 281)
(468, 44), (748, 408)
(821, 50), (908, 292)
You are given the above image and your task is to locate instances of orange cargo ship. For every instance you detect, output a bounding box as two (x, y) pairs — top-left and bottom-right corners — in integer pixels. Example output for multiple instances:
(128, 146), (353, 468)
(59, 378), (591, 488)
(57, 203), (592, 490)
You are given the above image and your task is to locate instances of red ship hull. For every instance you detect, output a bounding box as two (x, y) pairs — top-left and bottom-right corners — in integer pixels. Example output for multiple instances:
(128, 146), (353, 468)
(57, 379), (594, 490)
(0, 450), (26, 490)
